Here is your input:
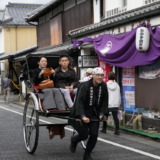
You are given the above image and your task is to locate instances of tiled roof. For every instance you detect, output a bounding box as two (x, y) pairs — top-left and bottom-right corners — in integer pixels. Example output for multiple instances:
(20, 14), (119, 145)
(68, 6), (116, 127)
(0, 3), (42, 25)
(31, 43), (73, 55)
(15, 43), (73, 62)
(0, 45), (37, 61)
(69, 1), (160, 38)
(26, 0), (61, 21)
(0, 43), (73, 61)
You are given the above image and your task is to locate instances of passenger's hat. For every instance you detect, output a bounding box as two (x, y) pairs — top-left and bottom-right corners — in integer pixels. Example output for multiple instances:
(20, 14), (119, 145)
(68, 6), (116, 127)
(92, 67), (104, 74)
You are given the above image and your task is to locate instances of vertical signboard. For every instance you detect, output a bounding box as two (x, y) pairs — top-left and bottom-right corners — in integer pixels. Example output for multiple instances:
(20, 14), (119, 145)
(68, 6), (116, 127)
(99, 59), (111, 82)
(122, 67), (137, 112)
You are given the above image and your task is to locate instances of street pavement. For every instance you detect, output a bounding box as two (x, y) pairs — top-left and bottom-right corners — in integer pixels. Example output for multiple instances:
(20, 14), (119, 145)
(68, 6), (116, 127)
(0, 95), (160, 160)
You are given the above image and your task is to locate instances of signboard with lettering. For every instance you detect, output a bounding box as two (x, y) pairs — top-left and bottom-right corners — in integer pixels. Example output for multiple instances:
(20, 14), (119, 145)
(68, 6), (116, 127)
(122, 67), (137, 113)
(99, 59), (111, 82)
(82, 56), (98, 67)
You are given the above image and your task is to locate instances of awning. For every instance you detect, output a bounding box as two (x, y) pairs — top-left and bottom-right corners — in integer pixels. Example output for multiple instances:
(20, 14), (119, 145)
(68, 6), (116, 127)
(29, 43), (73, 56)
(0, 43), (74, 62)
(73, 23), (160, 67)
(0, 45), (37, 62)
(26, 0), (62, 22)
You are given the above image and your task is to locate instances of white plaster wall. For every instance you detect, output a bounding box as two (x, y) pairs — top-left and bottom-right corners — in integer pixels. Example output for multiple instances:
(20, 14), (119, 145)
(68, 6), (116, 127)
(127, 0), (144, 10)
(105, 0), (123, 11)
(105, 0), (145, 15)
(93, 0), (101, 23)
(0, 28), (4, 53)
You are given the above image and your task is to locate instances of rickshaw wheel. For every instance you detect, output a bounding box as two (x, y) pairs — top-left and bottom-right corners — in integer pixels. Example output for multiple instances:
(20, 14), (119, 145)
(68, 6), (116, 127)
(23, 96), (39, 154)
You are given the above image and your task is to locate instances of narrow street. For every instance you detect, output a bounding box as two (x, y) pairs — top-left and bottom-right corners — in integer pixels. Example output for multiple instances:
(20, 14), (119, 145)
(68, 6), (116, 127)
(0, 102), (160, 160)
(1, 0), (160, 159)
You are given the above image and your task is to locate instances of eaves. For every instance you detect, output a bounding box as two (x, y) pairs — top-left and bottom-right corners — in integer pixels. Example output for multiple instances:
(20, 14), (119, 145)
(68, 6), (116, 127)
(69, 2), (160, 38)
(0, 45), (37, 61)
(31, 43), (73, 56)
(0, 24), (33, 27)
(0, 18), (13, 24)
(26, 0), (65, 22)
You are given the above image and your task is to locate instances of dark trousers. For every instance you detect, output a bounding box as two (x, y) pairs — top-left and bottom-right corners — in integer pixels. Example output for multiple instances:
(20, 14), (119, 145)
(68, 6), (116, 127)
(73, 120), (99, 154)
(103, 110), (119, 131)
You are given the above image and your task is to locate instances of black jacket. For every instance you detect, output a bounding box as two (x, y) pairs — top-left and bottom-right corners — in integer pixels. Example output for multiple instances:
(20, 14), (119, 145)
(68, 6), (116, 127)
(72, 78), (108, 119)
(54, 66), (78, 88)
(32, 68), (54, 85)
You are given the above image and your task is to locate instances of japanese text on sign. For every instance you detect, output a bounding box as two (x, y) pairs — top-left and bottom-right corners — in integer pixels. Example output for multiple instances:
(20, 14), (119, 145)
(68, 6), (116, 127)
(82, 56), (98, 67)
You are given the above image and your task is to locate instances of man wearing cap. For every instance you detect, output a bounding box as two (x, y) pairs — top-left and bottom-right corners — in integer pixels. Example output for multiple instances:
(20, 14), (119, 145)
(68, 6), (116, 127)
(69, 67), (108, 160)
(80, 68), (93, 82)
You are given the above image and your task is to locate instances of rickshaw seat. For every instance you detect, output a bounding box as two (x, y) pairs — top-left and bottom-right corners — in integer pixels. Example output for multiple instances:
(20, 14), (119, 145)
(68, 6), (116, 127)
(32, 84), (41, 92)
(31, 84), (75, 112)
(70, 93), (75, 100)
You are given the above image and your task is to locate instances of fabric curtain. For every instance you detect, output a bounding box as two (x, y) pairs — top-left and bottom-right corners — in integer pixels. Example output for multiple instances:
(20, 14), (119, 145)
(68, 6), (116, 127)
(73, 22), (160, 67)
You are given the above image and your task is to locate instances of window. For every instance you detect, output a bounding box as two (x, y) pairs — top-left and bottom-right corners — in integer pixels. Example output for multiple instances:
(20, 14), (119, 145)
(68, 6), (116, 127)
(50, 14), (62, 46)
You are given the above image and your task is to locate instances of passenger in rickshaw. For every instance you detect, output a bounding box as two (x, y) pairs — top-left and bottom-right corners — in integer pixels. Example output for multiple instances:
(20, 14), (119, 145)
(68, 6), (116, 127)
(33, 56), (66, 139)
(54, 55), (78, 108)
(33, 56), (55, 85)
(32, 56), (65, 111)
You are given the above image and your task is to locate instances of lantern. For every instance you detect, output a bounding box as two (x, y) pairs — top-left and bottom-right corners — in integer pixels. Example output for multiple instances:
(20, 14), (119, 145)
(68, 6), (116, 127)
(136, 27), (150, 52)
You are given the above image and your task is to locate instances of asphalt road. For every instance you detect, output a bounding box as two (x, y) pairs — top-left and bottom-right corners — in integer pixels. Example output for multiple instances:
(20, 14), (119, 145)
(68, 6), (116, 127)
(0, 102), (160, 160)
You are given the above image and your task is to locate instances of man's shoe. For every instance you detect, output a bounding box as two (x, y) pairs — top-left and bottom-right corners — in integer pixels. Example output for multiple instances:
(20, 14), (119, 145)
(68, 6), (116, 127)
(114, 130), (120, 135)
(70, 136), (77, 153)
(83, 152), (92, 160)
(100, 129), (106, 134)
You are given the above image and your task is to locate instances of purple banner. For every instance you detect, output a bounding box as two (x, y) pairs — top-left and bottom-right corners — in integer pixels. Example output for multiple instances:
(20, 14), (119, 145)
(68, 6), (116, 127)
(73, 23), (160, 67)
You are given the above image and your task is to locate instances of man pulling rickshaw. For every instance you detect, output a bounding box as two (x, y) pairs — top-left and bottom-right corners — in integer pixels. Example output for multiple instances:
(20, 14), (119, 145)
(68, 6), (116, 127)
(69, 67), (108, 160)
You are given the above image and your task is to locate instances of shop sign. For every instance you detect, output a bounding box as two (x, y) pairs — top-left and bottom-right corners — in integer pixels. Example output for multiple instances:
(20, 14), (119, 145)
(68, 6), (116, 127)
(122, 67), (137, 113)
(82, 56), (98, 67)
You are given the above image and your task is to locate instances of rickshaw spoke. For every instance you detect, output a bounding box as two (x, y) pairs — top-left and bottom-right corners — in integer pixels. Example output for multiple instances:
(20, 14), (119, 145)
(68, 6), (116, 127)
(23, 95), (39, 154)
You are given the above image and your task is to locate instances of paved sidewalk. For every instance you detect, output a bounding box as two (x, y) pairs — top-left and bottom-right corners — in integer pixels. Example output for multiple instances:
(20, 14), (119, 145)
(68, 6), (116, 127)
(0, 93), (24, 106)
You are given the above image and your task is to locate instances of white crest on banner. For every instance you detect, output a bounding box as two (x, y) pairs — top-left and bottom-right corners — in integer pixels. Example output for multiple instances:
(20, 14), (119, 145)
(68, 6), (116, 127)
(99, 41), (112, 56)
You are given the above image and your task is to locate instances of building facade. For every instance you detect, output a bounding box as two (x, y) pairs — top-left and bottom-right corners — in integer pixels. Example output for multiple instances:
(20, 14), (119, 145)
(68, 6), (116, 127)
(0, 3), (41, 93)
(1, 0), (160, 130)
(69, 0), (160, 130)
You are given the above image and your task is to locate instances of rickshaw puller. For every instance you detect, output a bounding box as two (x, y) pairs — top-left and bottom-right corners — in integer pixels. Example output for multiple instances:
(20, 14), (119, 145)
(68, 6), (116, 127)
(69, 67), (108, 160)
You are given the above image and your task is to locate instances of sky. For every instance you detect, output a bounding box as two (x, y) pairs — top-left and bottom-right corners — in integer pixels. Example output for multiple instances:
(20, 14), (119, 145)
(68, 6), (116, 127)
(0, 0), (52, 9)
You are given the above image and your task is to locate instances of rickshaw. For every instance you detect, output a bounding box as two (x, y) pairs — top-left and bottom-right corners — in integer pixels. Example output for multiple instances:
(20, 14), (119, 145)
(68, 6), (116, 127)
(21, 54), (86, 154)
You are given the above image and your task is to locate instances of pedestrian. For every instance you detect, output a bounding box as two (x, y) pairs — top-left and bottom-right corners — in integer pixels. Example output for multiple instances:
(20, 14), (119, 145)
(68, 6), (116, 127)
(69, 67), (108, 160)
(2, 75), (11, 103)
(54, 55), (78, 108)
(80, 68), (93, 82)
(101, 72), (121, 135)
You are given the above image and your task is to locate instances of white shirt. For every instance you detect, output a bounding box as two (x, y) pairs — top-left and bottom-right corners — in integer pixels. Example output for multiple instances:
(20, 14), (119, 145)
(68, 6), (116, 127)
(107, 80), (121, 108)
